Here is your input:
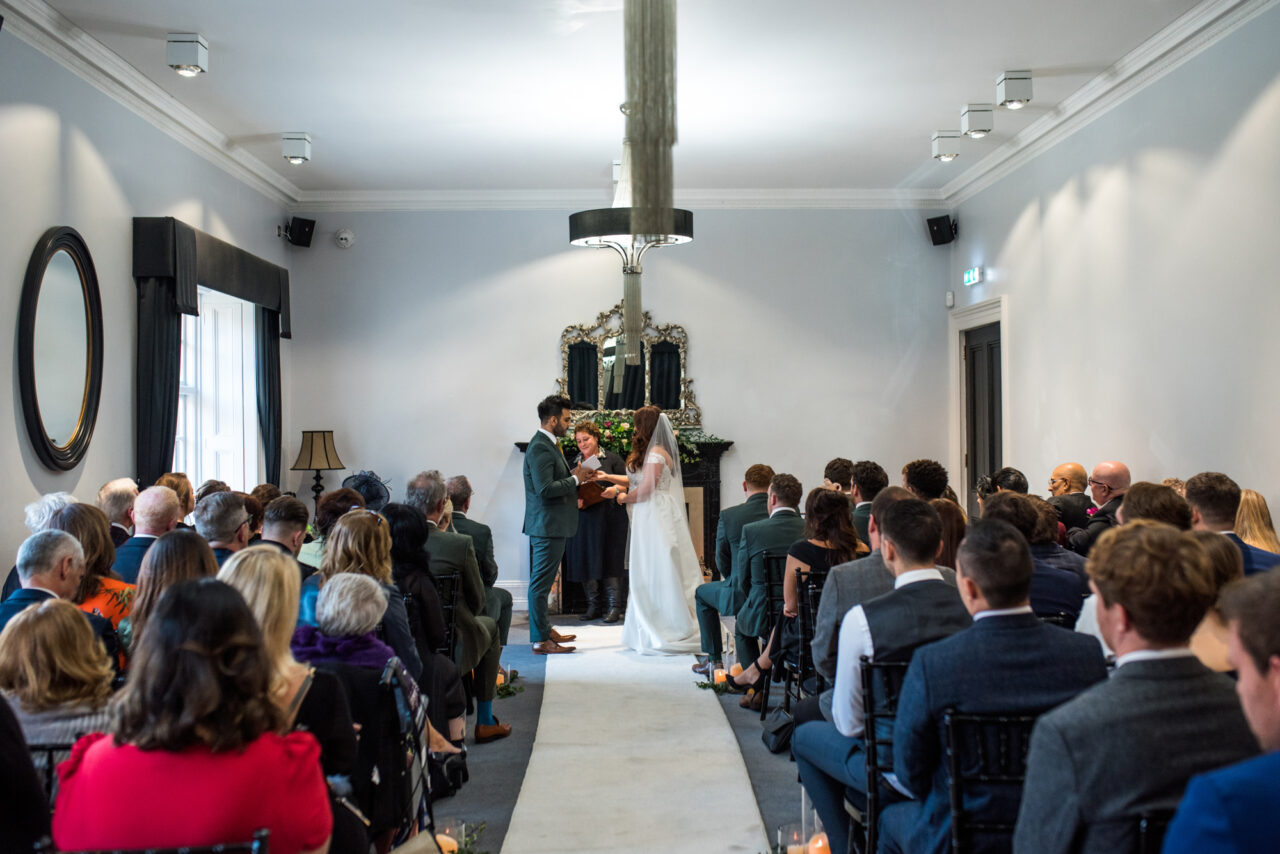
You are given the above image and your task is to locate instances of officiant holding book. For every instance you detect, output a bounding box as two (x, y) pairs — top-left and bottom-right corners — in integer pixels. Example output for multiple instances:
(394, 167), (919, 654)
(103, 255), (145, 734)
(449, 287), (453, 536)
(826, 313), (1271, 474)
(565, 420), (630, 623)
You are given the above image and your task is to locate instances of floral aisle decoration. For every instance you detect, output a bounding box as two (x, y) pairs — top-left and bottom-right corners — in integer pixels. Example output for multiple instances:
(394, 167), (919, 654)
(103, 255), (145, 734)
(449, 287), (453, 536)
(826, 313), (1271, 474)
(559, 412), (722, 465)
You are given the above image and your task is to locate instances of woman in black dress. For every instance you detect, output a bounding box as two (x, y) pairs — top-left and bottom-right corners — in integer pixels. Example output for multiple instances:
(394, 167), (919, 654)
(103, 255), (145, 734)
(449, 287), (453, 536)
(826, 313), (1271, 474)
(564, 421), (630, 622)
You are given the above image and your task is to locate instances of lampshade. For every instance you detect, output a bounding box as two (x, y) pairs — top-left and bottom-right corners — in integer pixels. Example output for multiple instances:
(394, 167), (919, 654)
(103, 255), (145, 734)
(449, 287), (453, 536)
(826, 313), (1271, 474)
(569, 207), (693, 248)
(291, 431), (344, 471)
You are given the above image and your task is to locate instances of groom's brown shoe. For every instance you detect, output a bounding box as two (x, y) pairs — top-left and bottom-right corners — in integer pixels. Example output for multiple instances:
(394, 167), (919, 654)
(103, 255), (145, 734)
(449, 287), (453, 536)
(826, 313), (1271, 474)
(549, 629), (577, 643)
(533, 640), (576, 654)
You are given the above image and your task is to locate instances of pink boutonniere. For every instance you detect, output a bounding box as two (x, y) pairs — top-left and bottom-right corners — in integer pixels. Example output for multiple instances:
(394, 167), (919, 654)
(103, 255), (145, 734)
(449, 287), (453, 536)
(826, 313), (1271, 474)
(1086, 507), (1098, 516)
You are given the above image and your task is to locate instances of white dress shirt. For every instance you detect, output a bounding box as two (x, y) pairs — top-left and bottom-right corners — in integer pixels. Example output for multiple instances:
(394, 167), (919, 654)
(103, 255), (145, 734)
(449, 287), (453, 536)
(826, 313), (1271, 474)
(973, 605), (1034, 620)
(538, 427), (578, 485)
(1115, 647), (1197, 669)
(831, 567), (944, 738)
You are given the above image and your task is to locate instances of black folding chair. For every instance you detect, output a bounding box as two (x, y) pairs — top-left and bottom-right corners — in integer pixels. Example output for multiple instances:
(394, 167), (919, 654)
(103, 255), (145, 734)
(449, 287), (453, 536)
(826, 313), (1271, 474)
(1137, 809), (1177, 854)
(792, 566), (830, 701)
(758, 551), (789, 720)
(27, 741), (77, 813)
(36, 828), (269, 853)
(858, 657), (912, 854)
(430, 571), (460, 659)
(943, 708), (1040, 854)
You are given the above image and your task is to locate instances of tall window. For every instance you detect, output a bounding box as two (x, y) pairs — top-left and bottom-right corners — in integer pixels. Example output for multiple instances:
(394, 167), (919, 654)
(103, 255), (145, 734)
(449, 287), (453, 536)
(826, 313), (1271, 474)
(172, 287), (259, 489)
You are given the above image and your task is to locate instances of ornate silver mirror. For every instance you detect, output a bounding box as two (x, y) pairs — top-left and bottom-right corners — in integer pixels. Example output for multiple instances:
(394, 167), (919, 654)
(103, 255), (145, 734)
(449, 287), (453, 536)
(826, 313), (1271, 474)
(558, 302), (701, 427)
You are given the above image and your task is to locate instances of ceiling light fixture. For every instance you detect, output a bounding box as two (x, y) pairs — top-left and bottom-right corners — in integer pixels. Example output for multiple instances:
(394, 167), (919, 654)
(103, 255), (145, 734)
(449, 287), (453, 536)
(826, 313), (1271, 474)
(166, 33), (208, 77)
(282, 133), (311, 165)
(997, 70), (1033, 110)
(932, 131), (961, 163)
(961, 103), (994, 139)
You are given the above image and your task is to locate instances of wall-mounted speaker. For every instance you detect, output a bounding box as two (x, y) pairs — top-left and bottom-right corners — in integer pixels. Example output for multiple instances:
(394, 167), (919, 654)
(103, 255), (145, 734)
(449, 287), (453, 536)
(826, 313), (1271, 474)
(285, 217), (316, 248)
(926, 215), (957, 246)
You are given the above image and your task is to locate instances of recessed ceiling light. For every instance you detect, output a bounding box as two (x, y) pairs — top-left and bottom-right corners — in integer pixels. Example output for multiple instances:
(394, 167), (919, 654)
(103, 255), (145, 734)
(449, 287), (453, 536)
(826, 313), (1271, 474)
(282, 133), (312, 165)
(997, 70), (1033, 110)
(932, 131), (961, 163)
(961, 103), (994, 139)
(166, 33), (208, 77)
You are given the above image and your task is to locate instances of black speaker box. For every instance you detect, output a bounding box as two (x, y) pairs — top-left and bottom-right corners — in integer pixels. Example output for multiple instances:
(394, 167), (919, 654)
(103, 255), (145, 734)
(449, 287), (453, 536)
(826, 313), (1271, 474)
(926, 215), (956, 246)
(286, 217), (316, 248)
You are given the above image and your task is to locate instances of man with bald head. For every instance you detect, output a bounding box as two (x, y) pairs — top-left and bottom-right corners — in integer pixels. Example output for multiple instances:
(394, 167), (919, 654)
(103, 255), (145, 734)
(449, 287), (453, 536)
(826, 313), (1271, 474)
(111, 485), (182, 584)
(1047, 463), (1095, 532)
(1066, 461), (1130, 556)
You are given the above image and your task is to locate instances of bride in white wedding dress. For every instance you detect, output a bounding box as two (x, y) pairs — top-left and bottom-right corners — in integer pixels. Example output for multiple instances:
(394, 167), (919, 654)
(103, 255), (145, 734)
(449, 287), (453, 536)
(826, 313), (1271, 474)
(614, 406), (703, 655)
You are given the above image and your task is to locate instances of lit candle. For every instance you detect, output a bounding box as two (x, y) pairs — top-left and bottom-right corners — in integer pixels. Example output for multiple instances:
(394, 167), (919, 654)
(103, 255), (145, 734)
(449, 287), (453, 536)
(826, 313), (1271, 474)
(713, 668), (727, 684)
(496, 671), (505, 686)
(729, 663), (744, 677)
(786, 845), (806, 854)
(809, 831), (830, 852)
(435, 834), (459, 854)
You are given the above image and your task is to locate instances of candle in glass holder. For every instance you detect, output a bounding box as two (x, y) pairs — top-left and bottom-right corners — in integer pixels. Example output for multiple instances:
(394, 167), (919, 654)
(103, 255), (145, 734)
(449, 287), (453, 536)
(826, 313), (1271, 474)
(496, 671), (505, 686)
(435, 834), (459, 854)
(809, 831), (830, 852)
(778, 821), (807, 853)
(713, 668), (727, 684)
(729, 662), (744, 677)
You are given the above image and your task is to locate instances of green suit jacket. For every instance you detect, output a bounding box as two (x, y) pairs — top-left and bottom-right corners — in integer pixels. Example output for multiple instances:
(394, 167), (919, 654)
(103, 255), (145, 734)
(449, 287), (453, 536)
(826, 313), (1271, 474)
(423, 524), (490, 672)
(523, 431), (579, 539)
(734, 508), (806, 639)
(452, 512), (497, 589)
(852, 501), (872, 547)
(710, 492), (770, 612)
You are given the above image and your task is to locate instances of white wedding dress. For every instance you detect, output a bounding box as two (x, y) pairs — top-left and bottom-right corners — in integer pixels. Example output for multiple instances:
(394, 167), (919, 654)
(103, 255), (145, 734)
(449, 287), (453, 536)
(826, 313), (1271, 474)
(620, 434), (703, 655)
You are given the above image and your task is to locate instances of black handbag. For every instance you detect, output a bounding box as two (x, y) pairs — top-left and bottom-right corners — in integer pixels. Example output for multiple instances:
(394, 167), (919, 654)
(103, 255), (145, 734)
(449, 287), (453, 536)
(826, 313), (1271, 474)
(761, 706), (796, 754)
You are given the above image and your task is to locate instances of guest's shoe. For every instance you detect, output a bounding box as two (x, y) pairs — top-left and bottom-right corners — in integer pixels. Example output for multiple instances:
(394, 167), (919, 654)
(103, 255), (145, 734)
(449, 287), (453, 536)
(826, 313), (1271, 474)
(532, 640), (576, 654)
(722, 673), (752, 694)
(549, 629), (577, 643)
(691, 659), (721, 677)
(475, 722), (513, 743)
(740, 689), (765, 711)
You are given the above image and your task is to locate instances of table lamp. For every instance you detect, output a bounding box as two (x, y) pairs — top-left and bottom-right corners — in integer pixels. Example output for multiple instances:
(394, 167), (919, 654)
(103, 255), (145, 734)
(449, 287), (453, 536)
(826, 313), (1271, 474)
(291, 430), (344, 511)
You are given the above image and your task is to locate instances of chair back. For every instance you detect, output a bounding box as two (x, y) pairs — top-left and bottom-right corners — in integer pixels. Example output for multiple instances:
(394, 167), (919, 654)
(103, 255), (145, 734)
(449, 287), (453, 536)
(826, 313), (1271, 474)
(1137, 809), (1176, 854)
(860, 657), (912, 854)
(762, 551), (788, 640)
(1038, 611), (1075, 628)
(35, 828), (270, 853)
(794, 566), (829, 693)
(943, 708), (1040, 854)
(431, 571), (461, 657)
(27, 741), (77, 811)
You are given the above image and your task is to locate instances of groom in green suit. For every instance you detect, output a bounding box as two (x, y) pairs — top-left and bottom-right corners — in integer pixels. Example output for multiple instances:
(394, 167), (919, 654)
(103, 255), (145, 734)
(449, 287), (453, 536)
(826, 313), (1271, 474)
(523, 394), (597, 654)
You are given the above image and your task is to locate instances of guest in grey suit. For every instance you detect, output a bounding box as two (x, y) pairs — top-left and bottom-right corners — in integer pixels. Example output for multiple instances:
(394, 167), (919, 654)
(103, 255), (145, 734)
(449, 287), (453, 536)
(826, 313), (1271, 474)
(1013, 521), (1259, 854)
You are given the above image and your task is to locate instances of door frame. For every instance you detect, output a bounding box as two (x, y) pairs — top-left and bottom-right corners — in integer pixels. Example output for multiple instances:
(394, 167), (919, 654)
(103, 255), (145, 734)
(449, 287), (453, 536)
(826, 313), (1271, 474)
(948, 296), (1010, 511)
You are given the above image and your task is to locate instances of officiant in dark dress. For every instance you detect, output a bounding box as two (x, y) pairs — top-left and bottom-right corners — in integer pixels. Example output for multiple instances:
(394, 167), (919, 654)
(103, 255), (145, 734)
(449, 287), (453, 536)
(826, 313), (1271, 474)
(564, 421), (630, 622)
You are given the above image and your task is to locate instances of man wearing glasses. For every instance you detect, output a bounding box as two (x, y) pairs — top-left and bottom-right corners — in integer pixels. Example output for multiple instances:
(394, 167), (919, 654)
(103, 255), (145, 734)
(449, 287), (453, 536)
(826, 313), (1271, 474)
(193, 491), (252, 567)
(1066, 462), (1131, 556)
(1047, 462), (1095, 532)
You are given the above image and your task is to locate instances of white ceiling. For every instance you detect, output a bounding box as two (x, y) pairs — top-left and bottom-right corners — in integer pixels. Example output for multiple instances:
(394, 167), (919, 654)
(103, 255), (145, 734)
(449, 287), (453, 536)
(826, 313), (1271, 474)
(37, 0), (1208, 200)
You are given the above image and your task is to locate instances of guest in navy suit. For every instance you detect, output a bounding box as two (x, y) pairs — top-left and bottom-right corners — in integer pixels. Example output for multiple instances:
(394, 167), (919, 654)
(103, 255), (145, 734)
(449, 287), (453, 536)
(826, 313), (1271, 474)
(111, 486), (182, 585)
(193, 492), (253, 567)
(1186, 472), (1280, 574)
(96, 478), (138, 548)
(1164, 569), (1280, 853)
(2, 492), (77, 602)
(881, 519), (1108, 854)
(982, 492), (1088, 626)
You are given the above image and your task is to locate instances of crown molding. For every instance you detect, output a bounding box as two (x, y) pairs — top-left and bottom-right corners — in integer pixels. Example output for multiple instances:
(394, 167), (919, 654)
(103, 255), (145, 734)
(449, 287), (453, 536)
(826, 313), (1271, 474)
(1, 0), (299, 206)
(942, 0), (1278, 206)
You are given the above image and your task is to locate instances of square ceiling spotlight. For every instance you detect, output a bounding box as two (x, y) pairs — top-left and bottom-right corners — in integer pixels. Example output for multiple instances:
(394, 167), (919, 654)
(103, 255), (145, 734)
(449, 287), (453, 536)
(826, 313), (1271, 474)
(961, 103), (994, 138)
(166, 33), (208, 77)
(997, 70), (1033, 109)
(282, 133), (312, 164)
(932, 131), (961, 163)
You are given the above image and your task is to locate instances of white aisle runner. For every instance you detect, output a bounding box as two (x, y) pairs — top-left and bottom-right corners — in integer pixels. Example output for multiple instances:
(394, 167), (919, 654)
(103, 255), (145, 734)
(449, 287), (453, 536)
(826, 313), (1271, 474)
(501, 625), (770, 854)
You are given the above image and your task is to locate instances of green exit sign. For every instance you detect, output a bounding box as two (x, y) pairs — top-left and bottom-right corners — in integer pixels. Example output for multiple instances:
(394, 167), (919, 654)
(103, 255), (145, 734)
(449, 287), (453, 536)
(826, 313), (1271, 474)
(963, 266), (984, 286)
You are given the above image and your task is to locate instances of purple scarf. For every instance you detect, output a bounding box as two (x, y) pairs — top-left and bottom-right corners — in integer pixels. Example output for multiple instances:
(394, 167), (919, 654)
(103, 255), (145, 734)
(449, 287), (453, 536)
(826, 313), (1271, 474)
(290, 625), (394, 669)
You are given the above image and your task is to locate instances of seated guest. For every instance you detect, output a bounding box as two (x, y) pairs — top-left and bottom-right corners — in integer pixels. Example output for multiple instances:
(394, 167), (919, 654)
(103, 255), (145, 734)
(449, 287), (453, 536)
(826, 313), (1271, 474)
(1117, 480), (1192, 528)
(96, 478), (137, 547)
(407, 471), (507, 742)
(0, 532), (118, 665)
(850, 460), (889, 546)
(300, 510), (423, 683)
(822, 457), (855, 496)
(794, 498), (970, 854)
(218, 547), (370, 854)
(1025, 496), (1087, 579)
(3, 492), (77, 601)
(123, 528), (219, 650)
(448, 476), (512, 643)
(53, 579), (332, 853)
(154, 472), (196, 526)
(193, 492), (252, 566)
(1163, 570), (1280, 853)
(298, 488), (365, 572)
(251, 482), (283, 509)
(1236, 488), (1280, 552)
(111, 485), (182, 585)
(48, 504), (133, 631)
(0, 599), (114, 761)
(259, 496), (311, 567)
(882, 520), (1108, 854)
(1046, 462), (1095, 531)
(237, 493), (265, 544)
(0, 697), (49, 851)
(1187, 471), (1280, 574)
(931, 497), (967, 570)
(983, 492), (1088, 626)
(1163, 476), (1187, 497)
(726, 488), (864, 709)
(1188, 530), (1245, 672)
(1066, 461), (1130, 555)
(693, 464), (774, 671)
(1014, 522), (1259, 854)
(901, 458), (949, 500)
(975, 466), (1030, 513)
(194, 479), (231, 503)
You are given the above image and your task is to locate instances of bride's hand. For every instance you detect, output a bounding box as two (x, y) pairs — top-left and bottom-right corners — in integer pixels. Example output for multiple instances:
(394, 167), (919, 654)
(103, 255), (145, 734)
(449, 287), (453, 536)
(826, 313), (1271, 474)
(616, 491), (628, 505)
(602, 486), (618, 499)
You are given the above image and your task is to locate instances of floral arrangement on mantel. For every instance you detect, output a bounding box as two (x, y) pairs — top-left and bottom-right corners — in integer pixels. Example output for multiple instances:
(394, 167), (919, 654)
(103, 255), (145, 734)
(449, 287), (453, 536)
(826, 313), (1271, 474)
(558, 412), (723, 465)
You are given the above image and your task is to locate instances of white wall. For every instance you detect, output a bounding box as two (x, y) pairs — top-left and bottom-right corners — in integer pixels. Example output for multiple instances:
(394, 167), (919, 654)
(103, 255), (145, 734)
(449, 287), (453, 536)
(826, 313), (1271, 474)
(286, 207), (951, 601)
(0, 31), (289, 566)
(949, 3), (1280, 503)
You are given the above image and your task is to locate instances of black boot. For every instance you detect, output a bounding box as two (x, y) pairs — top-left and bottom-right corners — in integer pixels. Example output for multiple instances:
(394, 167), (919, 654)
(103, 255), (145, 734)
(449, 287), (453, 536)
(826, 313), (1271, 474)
(603, 577), (622, 623)
(579, 579), (602, 621)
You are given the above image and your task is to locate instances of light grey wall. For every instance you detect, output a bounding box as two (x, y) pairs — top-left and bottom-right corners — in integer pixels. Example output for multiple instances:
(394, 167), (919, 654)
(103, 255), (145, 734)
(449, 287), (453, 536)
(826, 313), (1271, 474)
(950, 3), (1280, 503)
(286, 208), (950, 601)
(0, 31), (288, 567)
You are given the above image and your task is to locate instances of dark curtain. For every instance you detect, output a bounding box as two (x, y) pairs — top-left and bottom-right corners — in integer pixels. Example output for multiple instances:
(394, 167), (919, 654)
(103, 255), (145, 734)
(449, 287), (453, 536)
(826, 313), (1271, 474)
(605, 348), (646, 410)
(567, 342), (598, 408)
(134, 277), (182, 486)
(256, 307), (283, 485)
(651, 341), (681, 410)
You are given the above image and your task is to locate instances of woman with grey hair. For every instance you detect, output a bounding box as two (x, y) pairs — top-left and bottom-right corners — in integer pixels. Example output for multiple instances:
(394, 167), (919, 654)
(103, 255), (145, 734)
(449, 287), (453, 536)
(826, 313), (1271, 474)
(292, 574), (394, 667)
